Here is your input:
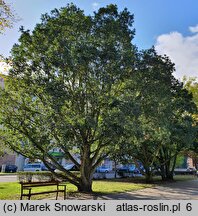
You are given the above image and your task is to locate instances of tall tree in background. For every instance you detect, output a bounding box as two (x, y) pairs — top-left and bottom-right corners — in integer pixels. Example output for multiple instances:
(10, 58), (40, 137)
(0, 0), (16, 33)
(183, 77), (198, 168)
(183, 77), (198, 106)
(0, 0), (19, 167)
(157, 81), (196, 181)
(0, 4), (137, 192)
(126, 48), (176, 182)
(124, 49), (197, 182)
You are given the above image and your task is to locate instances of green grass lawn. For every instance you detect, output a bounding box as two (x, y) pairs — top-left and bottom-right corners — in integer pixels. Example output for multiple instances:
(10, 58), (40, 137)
(93, 181), (152, 193)
(0, 175), (196, 200)
(0, 180), (152, 200)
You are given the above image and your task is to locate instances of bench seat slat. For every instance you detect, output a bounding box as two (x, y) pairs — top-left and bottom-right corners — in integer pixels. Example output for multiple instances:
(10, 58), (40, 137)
(22, 183), (60, 188)
(22, 189), (65, 196)
(20, 181), (60, 185)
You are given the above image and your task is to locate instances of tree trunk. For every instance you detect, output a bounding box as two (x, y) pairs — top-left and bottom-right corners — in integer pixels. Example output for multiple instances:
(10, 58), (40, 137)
(192, 156), (198, 169)
(159, 149), (167, 181)
(78, 145), (93, 193)
(160, 154), (176, 181)
(167, 154), (177, 181)
(78, 178), (93, 192)
(160, 165), (166, 181)
(114, 160), (117, 179)
(144, 166), (153, 183)
(166, 172), (174, 180)
(158, 148), (175, 181)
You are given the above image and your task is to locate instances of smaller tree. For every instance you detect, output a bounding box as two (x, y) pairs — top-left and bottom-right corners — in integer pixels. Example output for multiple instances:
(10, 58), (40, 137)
(157, 77), (197, 181)
(127, 48), (176, 182)
(123, 48), (197, 182)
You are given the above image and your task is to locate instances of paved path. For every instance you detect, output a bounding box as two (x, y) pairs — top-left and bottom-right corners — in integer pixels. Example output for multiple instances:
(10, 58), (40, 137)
(97, 180), (198, 200)
(67, 179), (198, 200)
(0, 175), (17, 182)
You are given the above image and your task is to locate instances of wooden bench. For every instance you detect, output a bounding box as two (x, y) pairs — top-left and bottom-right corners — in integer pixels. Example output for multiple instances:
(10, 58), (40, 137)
(20, 180), (66, 200)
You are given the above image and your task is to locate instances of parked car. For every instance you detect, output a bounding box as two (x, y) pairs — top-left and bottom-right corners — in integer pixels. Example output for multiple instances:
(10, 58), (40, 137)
(174, 167), (197, 175)
(54, 163), (79, 172)
(117, 164), (136, 173)
(117, 164), (141, 177)
(95, 166), (110, 173)
(63, 163), (79, 171)
(0, 164), (17, 173)
(23, 163), (47, 171)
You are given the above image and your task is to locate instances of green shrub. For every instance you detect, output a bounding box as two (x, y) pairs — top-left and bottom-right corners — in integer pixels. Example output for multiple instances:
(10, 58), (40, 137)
(17, 171), (55, 182)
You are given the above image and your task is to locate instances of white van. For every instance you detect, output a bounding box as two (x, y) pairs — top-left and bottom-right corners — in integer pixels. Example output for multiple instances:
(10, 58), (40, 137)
(23, 163), (47, 171)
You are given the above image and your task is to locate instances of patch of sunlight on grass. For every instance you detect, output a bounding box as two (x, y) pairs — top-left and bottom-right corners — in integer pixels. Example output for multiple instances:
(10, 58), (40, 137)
(92, 181), (152, 193)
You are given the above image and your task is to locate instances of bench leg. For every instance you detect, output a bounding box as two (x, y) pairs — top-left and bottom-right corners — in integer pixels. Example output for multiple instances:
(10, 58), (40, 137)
(28, 189), (32, 200)
(56, 185), (59, 200)
(56, 191), (58, 200)
(64, 190), (66, 200)
(20, 186), (23, 200)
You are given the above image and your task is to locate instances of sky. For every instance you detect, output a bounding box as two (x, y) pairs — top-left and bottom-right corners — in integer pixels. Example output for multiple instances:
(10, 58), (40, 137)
(0, 0), (198, 80)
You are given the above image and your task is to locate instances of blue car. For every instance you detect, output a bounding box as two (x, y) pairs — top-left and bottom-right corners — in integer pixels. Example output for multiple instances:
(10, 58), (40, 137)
(117, 164), (141, 177)
(0, 164), (18, 173)
(95, 166), (110, 173)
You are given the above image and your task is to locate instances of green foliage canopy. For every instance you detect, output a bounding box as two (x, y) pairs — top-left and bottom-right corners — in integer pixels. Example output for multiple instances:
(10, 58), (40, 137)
(0, 4), (137, 192)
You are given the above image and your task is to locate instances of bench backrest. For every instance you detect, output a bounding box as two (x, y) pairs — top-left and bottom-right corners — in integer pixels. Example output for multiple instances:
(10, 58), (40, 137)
(20, 180), (60, 187)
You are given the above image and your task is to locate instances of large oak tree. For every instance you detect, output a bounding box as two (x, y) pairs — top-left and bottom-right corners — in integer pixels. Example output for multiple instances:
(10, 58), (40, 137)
(0, 4), (137, 192)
